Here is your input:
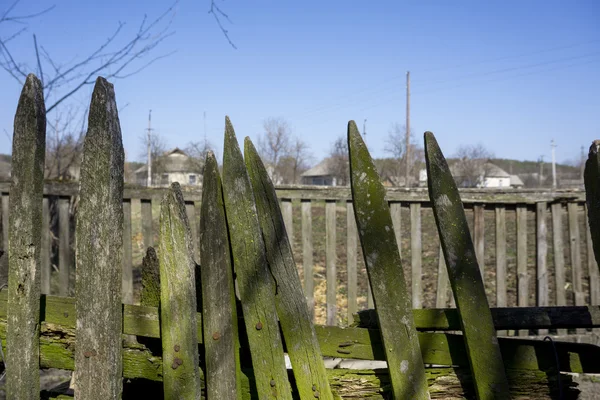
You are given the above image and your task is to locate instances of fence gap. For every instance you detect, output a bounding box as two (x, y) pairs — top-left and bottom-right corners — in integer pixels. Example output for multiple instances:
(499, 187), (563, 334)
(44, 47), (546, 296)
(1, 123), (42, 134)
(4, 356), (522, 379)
(141, 199), (153, 250)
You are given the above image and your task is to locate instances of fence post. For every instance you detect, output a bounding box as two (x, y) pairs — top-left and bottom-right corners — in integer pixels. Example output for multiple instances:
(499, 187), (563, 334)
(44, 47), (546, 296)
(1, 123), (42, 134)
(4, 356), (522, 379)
(7, 74), (46, 400)
(301, 199), (314, 318)
(551, 203), (567, 336)
(349, 122), (429, 400)
(425, 131), (510, 399)
(200, 152), (241, 399)
(325, 200), (337, 325)
(158, 183), (202, 399)
(74, 77), (124, 399)
(410, 203), (422, 308)
(346, 201), (358, 324)
(536, 202), (549, 336)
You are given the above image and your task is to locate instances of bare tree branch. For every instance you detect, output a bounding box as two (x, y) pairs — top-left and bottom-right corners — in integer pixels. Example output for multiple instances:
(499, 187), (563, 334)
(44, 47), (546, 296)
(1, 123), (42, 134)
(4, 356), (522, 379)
(209, 0), (237, 49)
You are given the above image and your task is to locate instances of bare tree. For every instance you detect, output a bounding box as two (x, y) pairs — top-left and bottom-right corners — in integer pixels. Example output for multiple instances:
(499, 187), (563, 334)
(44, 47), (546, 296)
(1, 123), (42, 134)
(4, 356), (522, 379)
(208, 0), (236, 49)
(138, 130), (168, 185)
(277, 138), (312, 184)
(329, 136), (349, 186)
(257, 117), (292, 183)
(384, 122), (424, 186)
(185, 138), (214, 175)
(452, 144), (494, 187)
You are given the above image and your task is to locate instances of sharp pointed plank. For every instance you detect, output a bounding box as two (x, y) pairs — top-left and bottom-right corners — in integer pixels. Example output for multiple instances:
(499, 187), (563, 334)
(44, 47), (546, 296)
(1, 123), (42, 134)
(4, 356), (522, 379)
(221, 118), (292, 400)
(348, 121), (429, 400)
(424, 131), (510, 400)
(585, 140), (600, 277)
(245, 139), (334, 400)
(7, 73), (46, 400)
(158, 183), (202, 399)
(140, 247), (160, 308)
(200, 152), (241, 400)
(75, 77), (124, 399)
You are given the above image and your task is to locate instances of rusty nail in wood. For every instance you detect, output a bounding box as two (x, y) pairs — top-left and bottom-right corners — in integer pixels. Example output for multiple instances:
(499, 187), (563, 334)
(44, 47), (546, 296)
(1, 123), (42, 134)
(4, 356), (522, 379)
(256, 322), (263, 330)
(174, 344), (180, 352)
(171, 360), (178, 369)
(312, 385), (317, 391)
(270, 379), (276, 387)
(212, 332), (221, 340)
(175, 357), (183, 365)
(313, 390), (320, 398)
(84, 351), (92, 358)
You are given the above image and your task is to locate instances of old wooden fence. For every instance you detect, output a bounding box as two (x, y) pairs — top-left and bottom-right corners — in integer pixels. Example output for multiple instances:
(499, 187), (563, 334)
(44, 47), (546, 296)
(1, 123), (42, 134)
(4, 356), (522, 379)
(1, 180), (597, 329)
(3, 74), (600, 399)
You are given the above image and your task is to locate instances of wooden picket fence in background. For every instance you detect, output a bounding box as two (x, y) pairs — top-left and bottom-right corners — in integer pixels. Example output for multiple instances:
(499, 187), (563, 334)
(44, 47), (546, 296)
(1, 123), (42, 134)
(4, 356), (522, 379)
(1, 74), (600, 399)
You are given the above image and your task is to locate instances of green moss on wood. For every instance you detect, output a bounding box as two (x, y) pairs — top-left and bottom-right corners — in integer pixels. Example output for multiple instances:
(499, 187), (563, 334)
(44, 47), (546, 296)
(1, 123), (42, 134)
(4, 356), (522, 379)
(348, 121), (429, 399)
(141, 247), (160, 308)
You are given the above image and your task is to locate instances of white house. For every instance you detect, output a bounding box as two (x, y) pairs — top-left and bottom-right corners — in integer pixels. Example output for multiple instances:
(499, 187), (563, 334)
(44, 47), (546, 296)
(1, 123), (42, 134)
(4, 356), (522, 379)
(419, 162), (523, 189)
(135, 148), (202, 187)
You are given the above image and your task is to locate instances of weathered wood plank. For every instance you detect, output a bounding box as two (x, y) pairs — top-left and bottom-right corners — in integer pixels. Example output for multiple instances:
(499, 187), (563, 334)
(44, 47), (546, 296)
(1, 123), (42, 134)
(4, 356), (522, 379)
(140, 247), (160, 308)
(325, 200), (337, 326)
(349, 122), (429, 400)
(496, 206), (507, 311)
(516, 205), (529, 335)
(585, 204), (600, 307)
(1, 195), (8, 253)
(390, 202), (402, 257)
(185, 202), (199, 264)
(6, 73), (46, 400)
(41, 197), (50, 295)
(281, 199), (293, 246)
(436, 245), (450, 308)
(200, 152), (241, 400)
(158, 183), (202, 399)
(141, 199), (153, 250)
(346, 201), (358, 325)
(301, 200), (314, 318)
(122, 200), (133, 304)
(221, 118), (292, 399)
(551, 202), (567, 336)
(568, 203), (584, 306)
(367, 282), (374, 309)
(536, 202), (549, 313)
(474, 204), (485, 277)
(411, 202), (422, 308)
(584, 140), (600, 278)
(74, 77), (124, 399)
(424, 131), (510, 399)
(246, 139), (334, 400)
(58, 198), (70, 297)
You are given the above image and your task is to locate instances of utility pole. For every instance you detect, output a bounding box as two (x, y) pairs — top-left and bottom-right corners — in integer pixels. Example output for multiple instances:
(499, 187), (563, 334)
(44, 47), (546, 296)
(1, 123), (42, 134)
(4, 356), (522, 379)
(146, 110), (152, 187)
(363, 118), (367, 146)
(405, 71), (410, 187)
(551, 139), (557, 189)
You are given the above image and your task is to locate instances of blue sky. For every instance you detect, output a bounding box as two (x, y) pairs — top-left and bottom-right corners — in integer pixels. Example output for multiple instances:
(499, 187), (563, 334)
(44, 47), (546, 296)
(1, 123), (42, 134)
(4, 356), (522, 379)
(1, 0), (598, 166)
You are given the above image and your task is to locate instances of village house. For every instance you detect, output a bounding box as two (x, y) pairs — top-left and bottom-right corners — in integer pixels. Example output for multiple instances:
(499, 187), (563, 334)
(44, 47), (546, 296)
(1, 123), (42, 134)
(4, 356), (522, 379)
(419, 162), (524, 188)
(135, 148), (202, 187)
(301, 158), (338, 186)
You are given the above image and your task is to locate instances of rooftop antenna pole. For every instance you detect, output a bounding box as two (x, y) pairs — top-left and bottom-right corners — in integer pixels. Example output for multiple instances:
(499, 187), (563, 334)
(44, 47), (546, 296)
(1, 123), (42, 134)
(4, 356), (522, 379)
(405, 70), (411, 187)
(551, 139), (557, 189)
(146, 110), (152, 187)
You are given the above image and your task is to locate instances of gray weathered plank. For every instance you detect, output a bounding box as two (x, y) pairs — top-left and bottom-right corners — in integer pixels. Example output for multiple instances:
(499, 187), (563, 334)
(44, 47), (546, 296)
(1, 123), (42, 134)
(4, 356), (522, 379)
(390, 202), (402, 257)
(246, 139), (334, 400)
(58, 198), (70, 296)
(474, 204), (485, 277)
(74, 77), (124, 399)
(158, 183), (202, 399)
(41, 197), (50, 295)
(568, 203), (585, 335)
(6, 73), (46, 400)
(281, 199), (294, 246)
(221, 117), (292, 399)
(301, 200), (314, 318)
(516, 205), (529, 336)
(141, 199), (153, 249)
(185, 202), (199, 264)
(349, 122), (430, 400)
(495, 206), (507, 308)
(326, 200), (337, 326)
(551, 203), (567, 336)
(424, 131), (510, 400)
(200, 151), (241, 400)
(347, 201), (358, 325)
(410, 202), (422, 308)
(122, 200), (133, 304)
(536, 202), (549, 335)
(436, 244), (450, 308)
(1, 195), (8, 252)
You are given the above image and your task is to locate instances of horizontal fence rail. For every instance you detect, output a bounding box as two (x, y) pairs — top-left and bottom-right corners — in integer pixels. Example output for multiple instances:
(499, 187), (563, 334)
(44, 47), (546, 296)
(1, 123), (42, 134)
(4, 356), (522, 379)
(0, 181), (597, 332)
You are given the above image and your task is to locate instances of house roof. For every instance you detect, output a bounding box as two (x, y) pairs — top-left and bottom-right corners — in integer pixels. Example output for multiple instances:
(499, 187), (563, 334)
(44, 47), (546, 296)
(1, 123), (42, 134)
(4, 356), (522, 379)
(510, 174), (524, 186)
(135, 148), (193, 174)
(301, 158), (335, 177)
